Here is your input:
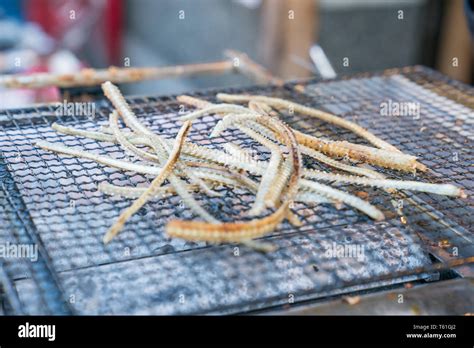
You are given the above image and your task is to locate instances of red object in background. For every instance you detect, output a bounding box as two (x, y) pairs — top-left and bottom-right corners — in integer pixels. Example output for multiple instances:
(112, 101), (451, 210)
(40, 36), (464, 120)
(1, 64), (60, 109)
(24, 0), (122, 65)
(105, 0), (123, 65)
(27, 66), (61, 102)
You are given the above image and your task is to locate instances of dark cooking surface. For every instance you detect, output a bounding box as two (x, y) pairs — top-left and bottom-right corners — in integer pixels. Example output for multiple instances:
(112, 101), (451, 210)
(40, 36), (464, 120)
(0, 66), (472, 314)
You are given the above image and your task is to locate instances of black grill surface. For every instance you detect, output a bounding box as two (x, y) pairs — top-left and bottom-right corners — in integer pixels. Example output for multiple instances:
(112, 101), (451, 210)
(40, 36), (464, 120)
(0, 66), (472, 314)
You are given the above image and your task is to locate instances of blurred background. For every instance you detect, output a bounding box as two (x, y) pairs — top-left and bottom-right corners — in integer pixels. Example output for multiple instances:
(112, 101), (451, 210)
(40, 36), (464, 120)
(0, 0), (473, 108)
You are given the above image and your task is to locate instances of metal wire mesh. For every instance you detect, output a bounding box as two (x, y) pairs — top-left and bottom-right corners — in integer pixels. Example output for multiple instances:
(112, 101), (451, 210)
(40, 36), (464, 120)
(0, 66), (472, 314)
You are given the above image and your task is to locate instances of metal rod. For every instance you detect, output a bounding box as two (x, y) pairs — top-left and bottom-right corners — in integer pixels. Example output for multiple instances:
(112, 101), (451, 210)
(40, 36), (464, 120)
(0, 50), (283, 89)
(224, 49), (284, 86)
(0, 60), (235, 89)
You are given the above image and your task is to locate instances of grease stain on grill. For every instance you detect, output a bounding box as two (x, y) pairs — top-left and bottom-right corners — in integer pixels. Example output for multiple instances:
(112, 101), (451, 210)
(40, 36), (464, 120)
(154, 244), (175, 254)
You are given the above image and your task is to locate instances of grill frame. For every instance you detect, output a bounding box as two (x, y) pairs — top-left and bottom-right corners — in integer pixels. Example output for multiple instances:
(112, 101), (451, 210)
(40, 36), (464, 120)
(0, 66), (472, 315)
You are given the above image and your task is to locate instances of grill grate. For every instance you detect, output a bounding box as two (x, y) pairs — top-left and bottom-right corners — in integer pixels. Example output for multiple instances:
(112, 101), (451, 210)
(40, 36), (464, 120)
(0, 66), (472, 314)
